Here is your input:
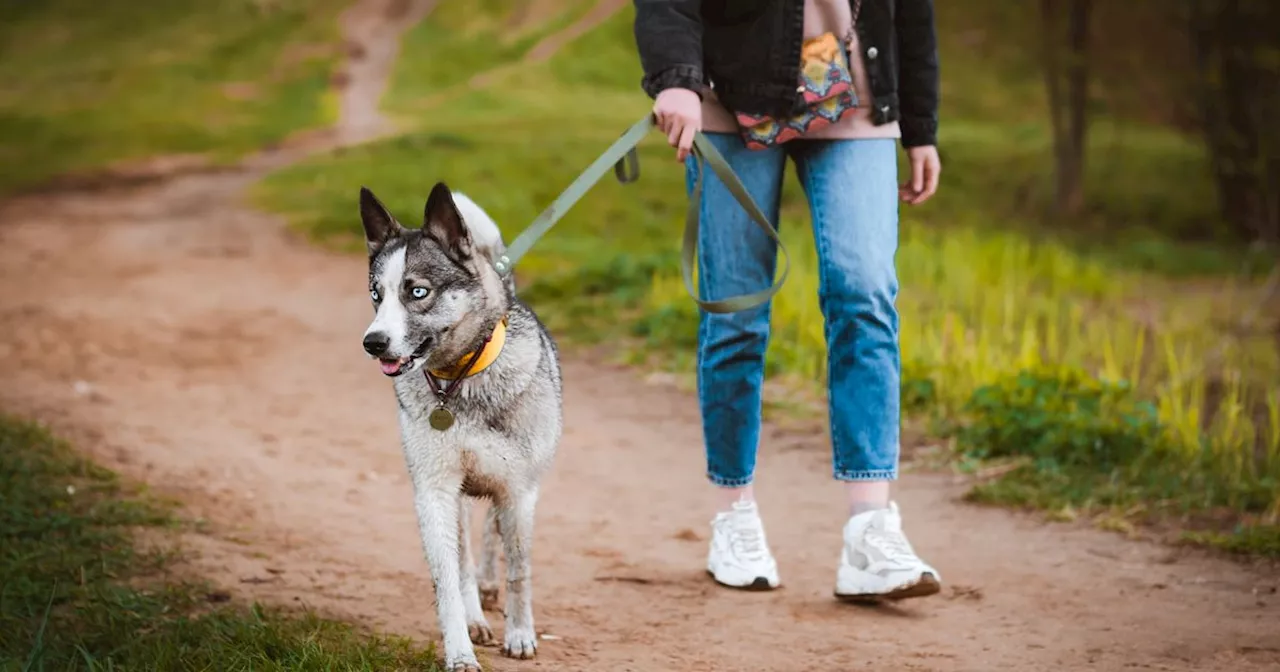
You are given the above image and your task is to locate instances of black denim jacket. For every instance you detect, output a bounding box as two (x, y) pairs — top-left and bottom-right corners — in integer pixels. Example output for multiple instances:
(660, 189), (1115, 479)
(632, 0), (939, 148)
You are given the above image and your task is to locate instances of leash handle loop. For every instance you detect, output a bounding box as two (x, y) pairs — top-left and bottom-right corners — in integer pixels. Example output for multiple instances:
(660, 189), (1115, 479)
(681, 134), (789, 314)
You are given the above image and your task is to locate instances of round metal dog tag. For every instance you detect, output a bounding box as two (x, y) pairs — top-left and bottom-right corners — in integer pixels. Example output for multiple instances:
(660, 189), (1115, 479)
(429, 407), (456, 431)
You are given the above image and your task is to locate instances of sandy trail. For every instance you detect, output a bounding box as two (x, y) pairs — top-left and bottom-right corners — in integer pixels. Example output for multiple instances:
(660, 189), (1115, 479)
(0, 1), (1277, 670)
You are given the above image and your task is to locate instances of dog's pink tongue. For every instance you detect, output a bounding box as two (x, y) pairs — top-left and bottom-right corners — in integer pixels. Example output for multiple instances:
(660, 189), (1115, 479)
(379, 359), (403, 375)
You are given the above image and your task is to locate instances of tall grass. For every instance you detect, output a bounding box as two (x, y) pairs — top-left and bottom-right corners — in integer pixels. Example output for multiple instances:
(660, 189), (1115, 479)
(640, 201), (1279, 518)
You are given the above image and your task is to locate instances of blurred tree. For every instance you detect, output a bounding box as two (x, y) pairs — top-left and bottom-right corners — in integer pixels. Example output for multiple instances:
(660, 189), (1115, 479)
(1040, 0), (1093, 217)
(1188, 0), (1280, 244)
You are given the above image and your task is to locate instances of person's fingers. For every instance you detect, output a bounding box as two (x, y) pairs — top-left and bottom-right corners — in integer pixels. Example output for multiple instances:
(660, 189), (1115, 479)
(909, 169), (926, 204)
(666, 118), (683, 149)
(921, 158), (941, 202)
(911, 154), (926, 195)
(657, 102), (684, 136)
(908, 156), (940, 205)
(676, 121), (697, 162)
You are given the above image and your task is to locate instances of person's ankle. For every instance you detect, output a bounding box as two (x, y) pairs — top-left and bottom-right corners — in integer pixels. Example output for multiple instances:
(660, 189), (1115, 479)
(715, 484), (755, 513)
(845, 480), (891, 518)
(849, 500), (889, 517)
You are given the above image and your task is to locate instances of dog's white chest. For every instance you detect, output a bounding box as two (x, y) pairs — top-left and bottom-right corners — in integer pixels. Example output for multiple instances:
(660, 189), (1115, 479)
(397, 408), (528, 498)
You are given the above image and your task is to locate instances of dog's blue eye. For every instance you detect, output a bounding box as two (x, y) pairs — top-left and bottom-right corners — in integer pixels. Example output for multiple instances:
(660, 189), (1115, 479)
(411, 287), (429, 299)
(370, 289), (380, 302)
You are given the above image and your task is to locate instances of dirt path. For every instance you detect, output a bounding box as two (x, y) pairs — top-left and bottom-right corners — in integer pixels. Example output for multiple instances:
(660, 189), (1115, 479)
(1, 2), (1277, 671)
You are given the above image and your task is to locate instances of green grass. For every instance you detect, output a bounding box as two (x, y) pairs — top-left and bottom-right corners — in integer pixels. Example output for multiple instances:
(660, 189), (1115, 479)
(944, 369), (1278, 554)
(0, 0), (349, 196)
(251, 1), (1280, 553)
(382, 0), (598, 119)
(0, 415), (441, 671)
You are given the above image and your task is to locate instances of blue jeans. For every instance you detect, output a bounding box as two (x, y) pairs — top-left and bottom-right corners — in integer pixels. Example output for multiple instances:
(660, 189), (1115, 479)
(685, 134), (901, 487)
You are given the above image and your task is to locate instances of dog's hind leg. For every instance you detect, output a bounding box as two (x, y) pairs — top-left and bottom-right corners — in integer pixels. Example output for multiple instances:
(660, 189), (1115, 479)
(458, 496), (495, 646)
(477, 503), (502, 611)
(497, 487), (539, 660)
(412, 486), (480, 671)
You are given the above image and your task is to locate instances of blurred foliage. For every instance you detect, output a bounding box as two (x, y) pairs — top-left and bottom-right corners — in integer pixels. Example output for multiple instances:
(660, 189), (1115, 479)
(0, 0), (348, 195)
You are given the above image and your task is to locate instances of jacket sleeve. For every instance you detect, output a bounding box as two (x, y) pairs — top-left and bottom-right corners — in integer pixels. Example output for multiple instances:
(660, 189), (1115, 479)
(895, 0), (939, 147)
(632, 0), (706, 99)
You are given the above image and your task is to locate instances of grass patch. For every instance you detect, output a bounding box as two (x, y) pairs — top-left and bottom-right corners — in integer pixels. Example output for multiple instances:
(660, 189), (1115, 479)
(1181, 526), (1280, 557)
(0, 0), (349, 196)
(945, 369), (1278, 552)
(382, 0), (598, 119)
(253, 1), (1280, 553)
(0, 415), (440, 670)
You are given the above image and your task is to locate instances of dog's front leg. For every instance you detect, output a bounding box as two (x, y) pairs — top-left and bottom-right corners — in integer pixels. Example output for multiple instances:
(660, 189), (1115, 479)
(497, 487), (538, 659)
(413, 486), (480, 671)
(458, 496), (495, 646)
(477, 503), (502, 611)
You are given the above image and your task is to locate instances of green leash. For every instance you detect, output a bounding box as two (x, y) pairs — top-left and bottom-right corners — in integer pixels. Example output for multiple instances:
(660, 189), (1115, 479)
(494, 115), (789, 315)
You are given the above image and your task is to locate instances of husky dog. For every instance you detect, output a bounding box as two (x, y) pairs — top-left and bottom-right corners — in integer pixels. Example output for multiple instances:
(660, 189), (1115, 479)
(358, 183), (562, 671)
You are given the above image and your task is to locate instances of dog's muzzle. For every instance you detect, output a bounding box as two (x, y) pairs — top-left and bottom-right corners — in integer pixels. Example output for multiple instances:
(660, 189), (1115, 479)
(363, 331), (413, 377)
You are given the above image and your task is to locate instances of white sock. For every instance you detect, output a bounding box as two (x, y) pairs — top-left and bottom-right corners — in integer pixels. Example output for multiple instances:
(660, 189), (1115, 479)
(849, 501), (889, 518)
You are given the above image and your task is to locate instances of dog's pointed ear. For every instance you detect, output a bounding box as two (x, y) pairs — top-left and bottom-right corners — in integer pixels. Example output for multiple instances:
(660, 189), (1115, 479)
(359, 186), (405, 256)
(423, 181), (470, 251)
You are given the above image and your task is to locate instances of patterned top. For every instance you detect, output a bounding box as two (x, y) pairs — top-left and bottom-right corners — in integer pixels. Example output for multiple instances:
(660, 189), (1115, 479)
(699, 0), (902, 140)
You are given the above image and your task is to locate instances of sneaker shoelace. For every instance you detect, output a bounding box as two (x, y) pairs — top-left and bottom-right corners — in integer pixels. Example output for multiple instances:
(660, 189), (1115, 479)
(863, 521), (920, 569)
(725, 516), (768, 562)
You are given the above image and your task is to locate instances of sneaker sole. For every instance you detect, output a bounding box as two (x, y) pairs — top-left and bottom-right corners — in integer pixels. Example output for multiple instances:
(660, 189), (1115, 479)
(706, 570), (777, 591)
(834, 572), (941, 603)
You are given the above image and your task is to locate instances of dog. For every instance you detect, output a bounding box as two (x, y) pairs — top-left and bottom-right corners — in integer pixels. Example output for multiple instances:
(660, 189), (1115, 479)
(358, 183), (562, 671)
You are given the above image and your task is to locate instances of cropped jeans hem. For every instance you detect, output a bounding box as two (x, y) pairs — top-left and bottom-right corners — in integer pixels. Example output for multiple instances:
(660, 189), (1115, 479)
(833, 469), (899, 482)
(706, 473), (755, 488)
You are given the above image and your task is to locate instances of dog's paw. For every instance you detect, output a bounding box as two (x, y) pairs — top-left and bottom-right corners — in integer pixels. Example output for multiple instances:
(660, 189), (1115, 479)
(479, 586), (500, 612)
(445, 655), (482, 672)
(502, 628), (537, 660)
(468, 620), (496, 647)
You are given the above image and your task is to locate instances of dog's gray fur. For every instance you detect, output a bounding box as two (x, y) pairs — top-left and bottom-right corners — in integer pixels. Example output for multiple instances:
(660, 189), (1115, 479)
(358, 183), (562, 671)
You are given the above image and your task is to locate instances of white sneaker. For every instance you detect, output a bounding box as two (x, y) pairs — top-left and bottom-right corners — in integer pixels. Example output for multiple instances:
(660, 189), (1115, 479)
(707, 500), (781, 590)
(835, 502), (941, 601)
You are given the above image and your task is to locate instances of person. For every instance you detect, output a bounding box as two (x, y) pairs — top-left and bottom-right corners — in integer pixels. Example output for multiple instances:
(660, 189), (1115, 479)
(632, 0), (943, 600)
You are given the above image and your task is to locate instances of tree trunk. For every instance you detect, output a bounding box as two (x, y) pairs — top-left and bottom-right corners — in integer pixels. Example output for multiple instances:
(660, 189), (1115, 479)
(1189, 0), (1280, 244)
(1041, 0), (1094, 217)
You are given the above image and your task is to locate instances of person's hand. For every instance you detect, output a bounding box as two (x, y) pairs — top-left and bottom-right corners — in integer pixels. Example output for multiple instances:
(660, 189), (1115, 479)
(900, 145), (941, 205)
(653, 88), (702, 162)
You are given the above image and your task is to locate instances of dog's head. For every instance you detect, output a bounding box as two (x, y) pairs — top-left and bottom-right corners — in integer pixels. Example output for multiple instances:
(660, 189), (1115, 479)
(358, 183), (508, 377)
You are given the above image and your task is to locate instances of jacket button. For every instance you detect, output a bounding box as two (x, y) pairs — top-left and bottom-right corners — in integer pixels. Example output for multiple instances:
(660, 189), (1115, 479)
(867, 46), (878, 59)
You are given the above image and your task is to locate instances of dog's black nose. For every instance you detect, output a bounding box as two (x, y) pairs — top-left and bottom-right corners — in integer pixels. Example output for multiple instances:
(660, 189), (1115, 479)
(363, 332), (390, 356)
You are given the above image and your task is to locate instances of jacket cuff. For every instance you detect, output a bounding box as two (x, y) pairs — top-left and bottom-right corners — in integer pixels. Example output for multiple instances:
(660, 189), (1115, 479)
(640, 65), (706, 100)
(899, 116), (938, 148)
